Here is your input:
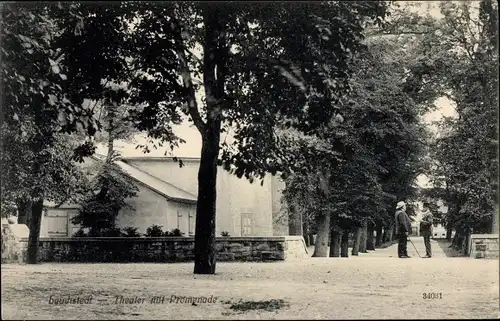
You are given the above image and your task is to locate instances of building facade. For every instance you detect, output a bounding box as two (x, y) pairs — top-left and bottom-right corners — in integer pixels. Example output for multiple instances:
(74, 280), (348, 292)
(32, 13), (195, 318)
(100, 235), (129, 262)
(40, 156), (289, 237)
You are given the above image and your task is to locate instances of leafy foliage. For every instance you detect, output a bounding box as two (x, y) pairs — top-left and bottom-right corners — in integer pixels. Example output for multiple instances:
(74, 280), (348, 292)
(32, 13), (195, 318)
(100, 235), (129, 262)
(70, 161), (138, 234)
(72, 229), (87, 237)
(426, 0), (498, 234)
(1, 3), (93, 201)
(0, 2), (101, 259)
(143, 225), (185, 237)
(3, 2), (387, 270)
(168, 228), (184, 237)
(121, 226), (141, 237)
(144, 224), (165, 237)
(282, 16), (431, 233)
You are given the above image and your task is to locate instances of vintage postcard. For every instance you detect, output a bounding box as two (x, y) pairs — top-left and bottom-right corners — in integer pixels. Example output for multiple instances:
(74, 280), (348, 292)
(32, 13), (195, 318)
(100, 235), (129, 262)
(1, 1), (498, 319)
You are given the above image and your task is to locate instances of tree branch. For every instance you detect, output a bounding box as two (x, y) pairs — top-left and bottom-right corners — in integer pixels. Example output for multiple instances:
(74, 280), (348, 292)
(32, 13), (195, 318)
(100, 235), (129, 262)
(171, 20), (206, 133)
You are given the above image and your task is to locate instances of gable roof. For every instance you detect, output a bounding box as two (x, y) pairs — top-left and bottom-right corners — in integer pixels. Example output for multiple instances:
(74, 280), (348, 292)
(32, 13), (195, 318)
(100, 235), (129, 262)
(44, 155), (197, 209)
(112, 159), (197, 204)
(122, 156), (201, 163)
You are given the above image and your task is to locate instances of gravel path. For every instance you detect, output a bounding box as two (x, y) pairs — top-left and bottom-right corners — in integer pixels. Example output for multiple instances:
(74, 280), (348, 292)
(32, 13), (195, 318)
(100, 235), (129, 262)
(2, 240), (498, 320)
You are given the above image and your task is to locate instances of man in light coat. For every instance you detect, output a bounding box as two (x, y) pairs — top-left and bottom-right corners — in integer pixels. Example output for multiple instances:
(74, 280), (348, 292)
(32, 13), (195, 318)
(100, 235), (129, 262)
(395, 201), (412, 258)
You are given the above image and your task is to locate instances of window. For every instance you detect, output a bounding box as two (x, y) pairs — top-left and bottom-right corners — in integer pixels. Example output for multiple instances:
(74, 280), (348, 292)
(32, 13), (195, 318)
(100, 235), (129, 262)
(177, 211), (182, 229)
(241, 213), (253, 236)
(188, 212), (195, 236)
(46, 211), (68, 236)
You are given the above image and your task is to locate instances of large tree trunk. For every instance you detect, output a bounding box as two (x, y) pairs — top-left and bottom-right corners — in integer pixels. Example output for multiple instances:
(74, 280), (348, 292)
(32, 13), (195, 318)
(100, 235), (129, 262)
(492, 203), (499, 234)
(359, 222), (368, 253)
(106, 112), (115, 163)
(451, 230), (459, 247)
(446, 228), (453, 241)
(382, 227), (389, 243)
(194, 133), (220, 274)
(303, 231), (310, 247)
(309, 233), (315, 246)
(26, 199), (44, 264)
(302, 214), (309, 245)
(386, 225), (393, 242)
(16, 198), (32, 225)
(351, 227), (362, 256)
(366, 221), (375, 250)
(312, 213), (330, 257)
(288, 204), (303, 236)
(329, 229), (341, 257)
(463, 231), (472, 255)
(340, 230), (349, 257)
(375, 220), (383, 247)
(193, 6), (228, 274)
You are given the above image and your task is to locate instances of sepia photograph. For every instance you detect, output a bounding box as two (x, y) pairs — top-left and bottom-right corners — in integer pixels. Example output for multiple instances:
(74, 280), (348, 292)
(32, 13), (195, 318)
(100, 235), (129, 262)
(1, 0), (499, 319)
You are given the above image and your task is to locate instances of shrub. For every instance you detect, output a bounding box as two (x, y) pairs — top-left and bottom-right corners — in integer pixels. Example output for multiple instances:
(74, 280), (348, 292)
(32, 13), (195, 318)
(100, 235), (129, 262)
(71, 163), (139, 232)
(72, 229), (87, 237)
(145, 224), (164, 237)
(221, 231), (230, 237)
(168, 228), (184, 237)
(88, 227), (122, 237)
(121, 226), (140, 237)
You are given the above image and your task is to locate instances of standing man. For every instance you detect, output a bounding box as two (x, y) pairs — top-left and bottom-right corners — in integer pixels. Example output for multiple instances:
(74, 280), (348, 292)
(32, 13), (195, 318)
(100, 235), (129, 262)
(395, 201), (412, 258)
(420, 202), (434, 258)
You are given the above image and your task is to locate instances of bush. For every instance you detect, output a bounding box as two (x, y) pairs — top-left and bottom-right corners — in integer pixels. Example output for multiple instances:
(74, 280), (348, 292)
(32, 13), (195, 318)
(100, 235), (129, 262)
(168, 228), (184, 237)
(72, 229), (87, 237)
(221, 231), (230, 237)
(145, 224), (164, 237)
(121, 226), (140, 237)
(88, 227), (122, 237)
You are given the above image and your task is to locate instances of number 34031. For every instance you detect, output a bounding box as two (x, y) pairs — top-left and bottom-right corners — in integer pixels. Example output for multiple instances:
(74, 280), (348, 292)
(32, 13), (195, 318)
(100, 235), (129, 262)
(423, 293), (443, 299)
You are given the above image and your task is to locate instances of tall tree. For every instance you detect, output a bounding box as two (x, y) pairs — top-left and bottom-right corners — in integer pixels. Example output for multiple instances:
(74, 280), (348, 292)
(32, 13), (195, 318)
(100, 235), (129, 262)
(34, 1), (386, 270)
(117, 1), (387, 273)
(0, 2), (98, 263)
(281, 3), (435, 257)
(427, 0), (498, 238)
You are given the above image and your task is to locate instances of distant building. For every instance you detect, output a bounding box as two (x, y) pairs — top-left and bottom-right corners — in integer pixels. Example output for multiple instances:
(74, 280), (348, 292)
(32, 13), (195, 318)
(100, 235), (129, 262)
(40, 156), (289, 237)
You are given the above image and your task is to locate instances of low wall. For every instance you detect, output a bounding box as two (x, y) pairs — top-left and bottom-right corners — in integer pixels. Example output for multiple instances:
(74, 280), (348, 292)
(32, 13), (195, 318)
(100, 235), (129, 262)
(469, 234), (499, 259)
(1, 220), (29, 263)
(37, 236), (308, 263)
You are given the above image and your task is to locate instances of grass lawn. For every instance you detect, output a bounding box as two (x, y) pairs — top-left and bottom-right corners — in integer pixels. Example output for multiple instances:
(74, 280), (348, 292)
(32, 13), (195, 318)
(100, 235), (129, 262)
(1, 255), (498, 320)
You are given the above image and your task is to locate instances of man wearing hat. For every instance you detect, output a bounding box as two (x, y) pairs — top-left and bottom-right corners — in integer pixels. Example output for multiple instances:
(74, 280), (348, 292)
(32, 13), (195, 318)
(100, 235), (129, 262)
(395, 201), (412, 258)
(420, 201), (434, 258)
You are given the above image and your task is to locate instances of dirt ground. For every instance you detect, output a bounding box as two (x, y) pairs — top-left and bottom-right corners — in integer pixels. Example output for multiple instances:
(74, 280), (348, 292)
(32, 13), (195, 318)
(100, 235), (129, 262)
(1, 239), (499, 320)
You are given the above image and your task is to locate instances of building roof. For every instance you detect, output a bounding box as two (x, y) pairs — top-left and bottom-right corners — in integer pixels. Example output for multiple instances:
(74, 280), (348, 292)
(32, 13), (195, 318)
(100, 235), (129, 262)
(112, 159), (197, 204)
(122, 156), (201, 163)
(43, 155), (197, 210)
(43, 201), (80, 209)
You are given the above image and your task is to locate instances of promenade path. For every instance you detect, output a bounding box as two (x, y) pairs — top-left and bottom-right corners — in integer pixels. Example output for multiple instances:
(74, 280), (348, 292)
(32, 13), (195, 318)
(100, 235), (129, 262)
(307, 236), (447, 258)
(2, 238), (498, 320)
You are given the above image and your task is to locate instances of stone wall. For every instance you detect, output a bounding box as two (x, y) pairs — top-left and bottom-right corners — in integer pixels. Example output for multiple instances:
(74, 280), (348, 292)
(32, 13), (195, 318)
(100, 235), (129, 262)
(37, 236), (308, 263)
(469, 234), (499, 259)
(1, 220), (29, 263)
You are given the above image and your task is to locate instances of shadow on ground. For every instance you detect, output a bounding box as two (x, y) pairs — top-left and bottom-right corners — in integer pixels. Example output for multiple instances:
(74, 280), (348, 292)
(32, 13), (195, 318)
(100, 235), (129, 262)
(435, 239), (466, 257)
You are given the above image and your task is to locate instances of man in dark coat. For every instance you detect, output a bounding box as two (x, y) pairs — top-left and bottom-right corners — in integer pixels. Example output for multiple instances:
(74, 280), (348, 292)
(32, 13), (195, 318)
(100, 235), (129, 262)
(395, 201), (412, 258)
(420, 202), (434, 258)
